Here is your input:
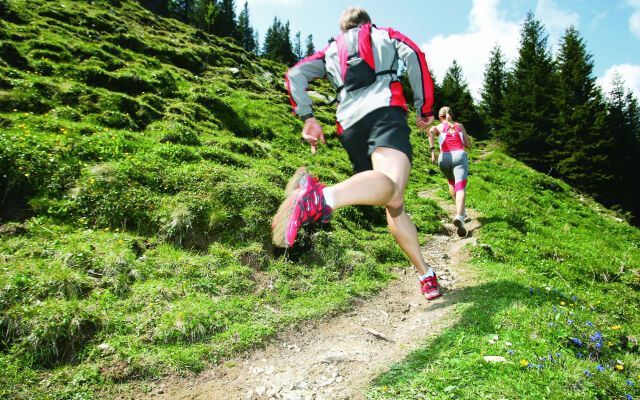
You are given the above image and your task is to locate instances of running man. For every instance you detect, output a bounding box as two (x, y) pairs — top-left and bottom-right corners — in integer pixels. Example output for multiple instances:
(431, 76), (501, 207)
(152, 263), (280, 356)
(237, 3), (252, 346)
(271, 7), (442, 300)
(428, 106), (473, 237)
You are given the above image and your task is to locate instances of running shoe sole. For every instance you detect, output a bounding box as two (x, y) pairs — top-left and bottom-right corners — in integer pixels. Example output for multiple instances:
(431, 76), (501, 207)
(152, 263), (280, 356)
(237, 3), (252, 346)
(453, 217), (467, 237)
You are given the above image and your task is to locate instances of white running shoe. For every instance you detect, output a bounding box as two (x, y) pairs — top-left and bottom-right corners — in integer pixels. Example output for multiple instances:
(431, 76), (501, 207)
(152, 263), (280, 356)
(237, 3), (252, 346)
(453, 215), (467, 237)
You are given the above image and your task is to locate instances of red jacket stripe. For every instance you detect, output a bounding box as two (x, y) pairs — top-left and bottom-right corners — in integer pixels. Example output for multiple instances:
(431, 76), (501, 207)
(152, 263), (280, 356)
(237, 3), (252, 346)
(359, 23), (375, 70)
(382, 27), (434, 116)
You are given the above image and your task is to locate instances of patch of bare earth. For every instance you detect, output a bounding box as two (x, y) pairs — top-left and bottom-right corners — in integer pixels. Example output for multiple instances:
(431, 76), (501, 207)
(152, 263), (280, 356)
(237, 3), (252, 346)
(131, 190), (482, 400)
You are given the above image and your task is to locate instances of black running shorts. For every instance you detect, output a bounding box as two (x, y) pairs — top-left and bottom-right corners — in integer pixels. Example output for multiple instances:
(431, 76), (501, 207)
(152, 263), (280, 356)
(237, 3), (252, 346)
(338, 106), (412, 174)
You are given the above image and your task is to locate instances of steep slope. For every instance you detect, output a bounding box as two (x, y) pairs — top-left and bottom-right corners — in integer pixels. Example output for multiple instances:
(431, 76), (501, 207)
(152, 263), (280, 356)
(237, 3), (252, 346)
(0, 1), (447, 398)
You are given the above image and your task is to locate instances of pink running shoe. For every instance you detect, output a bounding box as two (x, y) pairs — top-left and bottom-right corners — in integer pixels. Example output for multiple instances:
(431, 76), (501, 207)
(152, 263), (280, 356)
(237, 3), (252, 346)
(420, 275), (441, 300)
(271, 168), (332, 247)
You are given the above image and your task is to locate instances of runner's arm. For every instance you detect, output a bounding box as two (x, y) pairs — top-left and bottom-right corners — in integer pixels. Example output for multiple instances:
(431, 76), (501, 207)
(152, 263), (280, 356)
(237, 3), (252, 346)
(384, 28), (434, 119)
(285, 50), (328, 119)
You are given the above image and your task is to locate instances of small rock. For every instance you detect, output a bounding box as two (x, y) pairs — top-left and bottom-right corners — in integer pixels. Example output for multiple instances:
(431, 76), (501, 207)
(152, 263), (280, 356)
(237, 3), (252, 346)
(483, 356), (509, 363)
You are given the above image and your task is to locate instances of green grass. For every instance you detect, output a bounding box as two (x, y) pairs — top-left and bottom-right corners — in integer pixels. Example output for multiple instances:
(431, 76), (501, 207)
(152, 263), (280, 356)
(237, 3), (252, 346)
(366, 149), (640, 400)
(0, 1), (445, 398)
(1, 1), (638, 399)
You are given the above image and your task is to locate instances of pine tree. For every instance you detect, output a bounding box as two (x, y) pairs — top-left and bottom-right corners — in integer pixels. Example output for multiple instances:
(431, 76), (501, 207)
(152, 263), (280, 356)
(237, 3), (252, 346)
(262, 17), (296, 65)
(235, 1), (256, 52)
(438, 60), (484, 138)
(606, 75), (640, 221)
(553, 26), (612, 197)
(211, 0), (235, 38)
(479, 44), (507, 136)
(293, 31), (302, 62)
(304, 34), (315, 57)
(139, 0), (170, 16)
(498, 12), (558, 169)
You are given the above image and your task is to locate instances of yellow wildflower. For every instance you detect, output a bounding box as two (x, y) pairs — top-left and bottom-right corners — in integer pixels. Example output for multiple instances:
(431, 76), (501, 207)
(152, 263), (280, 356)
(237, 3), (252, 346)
(560, 301), (566, 306)
(612, 325), (621, 330)
(520, 360), (529, 366)
(616, 365), (624, 371)
(104, 227), (109, 231)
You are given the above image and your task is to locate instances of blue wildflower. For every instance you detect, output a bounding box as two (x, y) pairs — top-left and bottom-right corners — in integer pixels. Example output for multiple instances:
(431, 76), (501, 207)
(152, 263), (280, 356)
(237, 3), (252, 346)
(626, 380), (634, 386)
(585, 370), (592, 376)
(625, 394), (632, 400)
(594, 331), (603, 339)
(596, 342), (601, 349)
(538, 364), (544, 369)
(549, 323), (554, 327)
(572, 295), (577, 301)
(568, 320), (574, 325)
(507, 350), (515, 354)
(556, 353), (561, 358)
(577, 352), (582, 357)
(586, 321), (593, 327)
(596, 365), (605, 372)
(530, 289), (534, 293)
(573, 338), (582, 346)
(560, 293), (564, 297)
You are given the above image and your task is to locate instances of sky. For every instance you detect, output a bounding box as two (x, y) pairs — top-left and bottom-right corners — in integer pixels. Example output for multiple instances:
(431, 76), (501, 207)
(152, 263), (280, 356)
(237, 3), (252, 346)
(238, 0), (640, 100)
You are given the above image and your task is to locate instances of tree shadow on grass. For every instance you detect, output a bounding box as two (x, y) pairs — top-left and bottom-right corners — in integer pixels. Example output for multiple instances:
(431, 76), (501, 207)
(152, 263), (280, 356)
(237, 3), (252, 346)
(372, 279), (556, 388)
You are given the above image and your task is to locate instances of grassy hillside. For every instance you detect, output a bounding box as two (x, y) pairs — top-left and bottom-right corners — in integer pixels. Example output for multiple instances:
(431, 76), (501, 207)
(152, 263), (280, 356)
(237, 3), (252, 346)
(368, 154), (640, 399)
(1, 1), (638, 400)
(0, 1), (445, 398)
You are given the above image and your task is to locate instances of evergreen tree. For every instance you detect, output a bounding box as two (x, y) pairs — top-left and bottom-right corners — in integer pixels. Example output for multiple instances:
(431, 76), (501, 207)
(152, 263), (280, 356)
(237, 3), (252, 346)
(262, 17), (296, 65)
(235, 1), (256, 52)
(211, 0), (235, 38)
(479, 44), (507, 136)
(190, 0), (217, 33)
(168, 0), (193, 22)
(553, 26), (612, 198)
(293, 31), (302, 62)
(438, 60), (484, 138)
(606, 75), (640, 221)
(498, 12), (558, 169)
(305, 34), (315, 57)
(139, 0), (170, 16)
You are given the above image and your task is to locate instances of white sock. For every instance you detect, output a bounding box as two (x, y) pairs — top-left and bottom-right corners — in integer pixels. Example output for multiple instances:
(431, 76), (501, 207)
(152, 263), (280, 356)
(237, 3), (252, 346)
(323, 186), (335, 209)
(419, 267), (435, 281)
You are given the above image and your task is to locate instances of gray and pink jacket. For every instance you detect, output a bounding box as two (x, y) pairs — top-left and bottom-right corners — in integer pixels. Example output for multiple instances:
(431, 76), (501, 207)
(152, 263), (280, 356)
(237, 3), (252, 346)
(286, 23), (434, 134)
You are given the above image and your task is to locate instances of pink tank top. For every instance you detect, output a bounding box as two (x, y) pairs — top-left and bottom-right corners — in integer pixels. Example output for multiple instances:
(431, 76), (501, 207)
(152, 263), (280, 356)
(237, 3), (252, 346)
(439, 122), (465, 152)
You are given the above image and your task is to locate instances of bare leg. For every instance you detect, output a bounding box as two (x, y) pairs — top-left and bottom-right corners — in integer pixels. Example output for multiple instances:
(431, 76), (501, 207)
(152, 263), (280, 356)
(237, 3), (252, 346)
(455, 189), (466, 217)
(448, 182), (455, 203)
(326, 147), (430, 276)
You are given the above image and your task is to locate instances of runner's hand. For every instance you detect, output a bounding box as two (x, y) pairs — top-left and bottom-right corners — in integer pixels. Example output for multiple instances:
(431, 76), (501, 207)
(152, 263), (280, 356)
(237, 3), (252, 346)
(416, 115), (434, 131)
(301, 117), (326, 155)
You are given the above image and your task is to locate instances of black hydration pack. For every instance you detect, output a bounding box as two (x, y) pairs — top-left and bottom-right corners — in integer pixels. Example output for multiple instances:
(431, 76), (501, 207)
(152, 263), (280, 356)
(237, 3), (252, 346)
(334, 23), (395, 93)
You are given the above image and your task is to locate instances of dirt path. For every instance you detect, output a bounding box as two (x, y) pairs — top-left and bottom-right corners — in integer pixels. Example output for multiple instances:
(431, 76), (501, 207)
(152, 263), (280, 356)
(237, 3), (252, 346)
(138, 190), (482, 400)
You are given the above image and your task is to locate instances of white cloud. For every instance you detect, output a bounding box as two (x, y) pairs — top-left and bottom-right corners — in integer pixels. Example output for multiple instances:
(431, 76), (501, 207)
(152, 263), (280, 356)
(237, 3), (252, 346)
(421, 0), (580, 100)
(630, 10), (640, 39)
(628, 0), (640, 38)
(421, 0), (521, 100)
(535, 0), (580, 44)
(597, 64), (640, 99)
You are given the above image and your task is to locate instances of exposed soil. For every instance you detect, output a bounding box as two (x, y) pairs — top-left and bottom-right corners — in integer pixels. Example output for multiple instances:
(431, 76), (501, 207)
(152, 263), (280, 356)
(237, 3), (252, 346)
(131, 189), (483, 400)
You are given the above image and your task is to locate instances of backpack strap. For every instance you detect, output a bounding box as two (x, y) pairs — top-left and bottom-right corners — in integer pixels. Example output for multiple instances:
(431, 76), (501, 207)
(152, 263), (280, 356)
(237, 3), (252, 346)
(333, 24), (397, 94)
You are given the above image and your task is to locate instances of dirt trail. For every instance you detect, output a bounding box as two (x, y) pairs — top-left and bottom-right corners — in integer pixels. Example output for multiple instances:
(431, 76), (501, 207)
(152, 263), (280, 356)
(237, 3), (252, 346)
(138, 190), (482, 400)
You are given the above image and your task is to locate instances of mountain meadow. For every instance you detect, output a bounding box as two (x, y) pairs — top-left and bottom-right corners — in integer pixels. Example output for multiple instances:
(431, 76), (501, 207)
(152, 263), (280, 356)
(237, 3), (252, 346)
(0, 1), (639, 399)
